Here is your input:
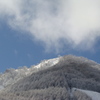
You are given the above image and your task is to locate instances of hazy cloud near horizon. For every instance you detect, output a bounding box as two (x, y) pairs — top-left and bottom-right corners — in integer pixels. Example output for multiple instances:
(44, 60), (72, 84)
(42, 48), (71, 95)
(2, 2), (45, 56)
(0, 0), (100, 52)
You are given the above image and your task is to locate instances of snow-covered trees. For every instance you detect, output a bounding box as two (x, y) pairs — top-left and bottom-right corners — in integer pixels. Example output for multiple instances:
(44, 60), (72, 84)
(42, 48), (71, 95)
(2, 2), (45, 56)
(0, 55), (100, 100)
(0, 87), (69, 100)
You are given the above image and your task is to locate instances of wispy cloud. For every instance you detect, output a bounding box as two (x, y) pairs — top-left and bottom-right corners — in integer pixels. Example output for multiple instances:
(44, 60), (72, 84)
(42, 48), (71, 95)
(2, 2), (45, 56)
(0, 0), (100, 52)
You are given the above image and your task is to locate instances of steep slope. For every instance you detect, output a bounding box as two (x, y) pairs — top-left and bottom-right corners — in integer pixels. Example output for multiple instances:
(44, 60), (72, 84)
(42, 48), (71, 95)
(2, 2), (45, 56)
(0, 55), (100, 100)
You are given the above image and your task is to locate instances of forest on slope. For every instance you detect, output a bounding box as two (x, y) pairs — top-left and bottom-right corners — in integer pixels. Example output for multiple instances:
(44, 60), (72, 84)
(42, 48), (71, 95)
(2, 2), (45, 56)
(0, 55), (100, 100)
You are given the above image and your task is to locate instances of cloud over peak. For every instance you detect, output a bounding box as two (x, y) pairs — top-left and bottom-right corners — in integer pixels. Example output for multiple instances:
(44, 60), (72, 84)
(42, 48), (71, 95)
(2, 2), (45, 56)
(0, 0), (100, 52)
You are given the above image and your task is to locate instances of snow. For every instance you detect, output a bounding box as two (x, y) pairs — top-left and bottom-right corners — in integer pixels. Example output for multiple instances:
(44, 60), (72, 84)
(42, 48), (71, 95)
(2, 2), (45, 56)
(80, 90), (100, 100)
(15, 69), (18, 72)
(34, 57), (60, 69)
(73, 88), (100, 100)
(91, 65), (100, 71)
(35, 64), (41, 69)
(0, 57), (60, 91)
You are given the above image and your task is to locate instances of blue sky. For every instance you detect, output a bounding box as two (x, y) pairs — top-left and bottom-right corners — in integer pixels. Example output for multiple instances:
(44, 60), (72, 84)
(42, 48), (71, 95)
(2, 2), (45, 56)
(0, 0), (100, 72)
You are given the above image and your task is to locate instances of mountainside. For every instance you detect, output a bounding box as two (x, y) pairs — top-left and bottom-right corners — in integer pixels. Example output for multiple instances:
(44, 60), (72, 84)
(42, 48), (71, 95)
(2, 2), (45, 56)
(0, 55), (100, 100)
(0, 57), (59, 90)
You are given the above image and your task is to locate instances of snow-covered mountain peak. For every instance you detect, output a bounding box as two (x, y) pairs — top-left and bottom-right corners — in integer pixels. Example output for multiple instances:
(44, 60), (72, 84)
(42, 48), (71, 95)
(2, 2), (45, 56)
(0, 55), (100, 100)
(34, 57), (60, 69)
(0, 55), (100, 93)
(0, 57), (60, 91)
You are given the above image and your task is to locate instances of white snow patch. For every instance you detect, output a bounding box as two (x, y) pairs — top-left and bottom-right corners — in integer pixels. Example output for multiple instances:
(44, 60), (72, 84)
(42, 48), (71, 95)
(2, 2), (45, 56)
(34, 57), (60, 69)
(80, 90), (100, 100)
(35, 64), (41, 69)
(91, 64), (100, 71)
(27, 69), (30, 71)
(15, 69), (18, 72)
(73, 88), (100, 100)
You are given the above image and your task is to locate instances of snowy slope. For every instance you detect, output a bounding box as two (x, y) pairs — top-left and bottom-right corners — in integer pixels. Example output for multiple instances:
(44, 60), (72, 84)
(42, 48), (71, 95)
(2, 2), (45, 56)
(34, 58), (59, 69)
(73, 88), (100, 100)
(0, 57), (60, 91)
(79, 89), (100, 100)
(0, 55), (100, 100)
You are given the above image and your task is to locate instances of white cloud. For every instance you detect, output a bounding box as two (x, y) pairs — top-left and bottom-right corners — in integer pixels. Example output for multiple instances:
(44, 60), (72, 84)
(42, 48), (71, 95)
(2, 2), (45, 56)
(0, 0), (100, 52)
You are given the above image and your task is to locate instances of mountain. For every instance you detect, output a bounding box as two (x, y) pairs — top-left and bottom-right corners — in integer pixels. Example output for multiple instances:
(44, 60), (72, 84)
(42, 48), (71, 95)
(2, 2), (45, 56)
(0, 57), (59, 90)
(0, 55), (100, 100)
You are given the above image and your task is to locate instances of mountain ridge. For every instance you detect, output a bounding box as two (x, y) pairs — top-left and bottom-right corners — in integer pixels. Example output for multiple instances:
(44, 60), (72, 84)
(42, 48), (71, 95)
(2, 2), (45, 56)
(0, 55), (100, 100)
(0, 57), (60, 91)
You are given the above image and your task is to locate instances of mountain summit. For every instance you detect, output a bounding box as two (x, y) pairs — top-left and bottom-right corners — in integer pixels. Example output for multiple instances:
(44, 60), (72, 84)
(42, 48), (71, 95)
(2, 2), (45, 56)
(0, 55), (100, 100)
